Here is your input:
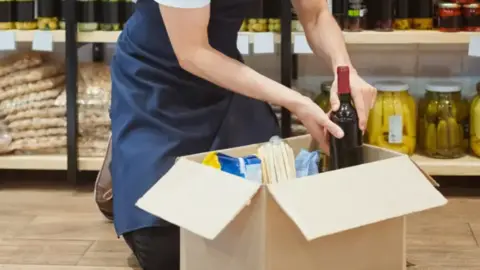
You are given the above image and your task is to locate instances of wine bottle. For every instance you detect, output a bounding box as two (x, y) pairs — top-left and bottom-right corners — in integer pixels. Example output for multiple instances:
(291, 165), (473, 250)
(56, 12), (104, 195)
(328, 66), (364, 171)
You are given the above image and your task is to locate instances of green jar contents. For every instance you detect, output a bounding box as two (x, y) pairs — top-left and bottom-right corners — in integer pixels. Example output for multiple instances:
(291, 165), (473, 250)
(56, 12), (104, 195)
(15, 0), (37, 30)
(314, 81), (332, 112)
(246, 18), (268, 32)
(100, 0), (121, 31)
(0, 0), (14, 30)
(470, 83), (480, 157)
(418, 82), (468, 159)
(38, 0), (59, 30)
(267, 18), (280, 32)
(77, 0), (98, 31)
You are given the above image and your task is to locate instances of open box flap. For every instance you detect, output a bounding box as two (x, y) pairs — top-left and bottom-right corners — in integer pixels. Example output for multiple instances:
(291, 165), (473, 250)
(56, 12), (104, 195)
(267, 155), (448, 241)
(136, 158), (261, 240)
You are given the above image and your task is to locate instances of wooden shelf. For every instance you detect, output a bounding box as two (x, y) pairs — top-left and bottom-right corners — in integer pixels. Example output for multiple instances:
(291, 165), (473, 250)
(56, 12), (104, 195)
(0, 155), (102, 171)
(411, 154), (480, 176)
(0, 153), (477, 175)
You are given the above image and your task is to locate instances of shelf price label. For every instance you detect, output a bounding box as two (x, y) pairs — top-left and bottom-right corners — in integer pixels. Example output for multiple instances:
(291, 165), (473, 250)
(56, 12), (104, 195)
(468, 35), (480, 57)
(253, 32), (275, 54)
(293, 34), (312, 54)
(32, 31), (54, 52)
(0, 31), (16, 51)
(237, 33), (250, 55)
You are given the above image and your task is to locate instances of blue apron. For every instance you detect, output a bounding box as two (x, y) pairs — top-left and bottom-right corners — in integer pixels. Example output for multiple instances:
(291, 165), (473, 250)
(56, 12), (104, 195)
(110, 0), (279, 236)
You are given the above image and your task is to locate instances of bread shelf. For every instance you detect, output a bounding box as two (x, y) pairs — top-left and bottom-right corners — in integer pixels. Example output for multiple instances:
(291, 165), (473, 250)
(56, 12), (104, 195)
(0, 153), (477, 175)
(6, 30), (478, 44)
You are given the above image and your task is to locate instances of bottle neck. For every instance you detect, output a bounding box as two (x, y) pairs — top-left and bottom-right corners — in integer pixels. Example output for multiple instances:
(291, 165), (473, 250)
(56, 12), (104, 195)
(339, 93), (351, 103)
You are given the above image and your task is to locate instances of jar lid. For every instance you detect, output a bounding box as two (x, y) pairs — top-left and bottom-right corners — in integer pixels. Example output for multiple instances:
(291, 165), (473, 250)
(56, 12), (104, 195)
(373, 81), (409, 92)
(321, 81), (333, 92)
(439, 2), (460, 8)
(425, 82), (462, 93)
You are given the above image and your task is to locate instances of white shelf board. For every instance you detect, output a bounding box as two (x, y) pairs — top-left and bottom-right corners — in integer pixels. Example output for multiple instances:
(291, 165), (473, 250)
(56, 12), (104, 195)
(411, 154), (480, 176)
(0, 153), (478, 175)
(0, 155), (103, 171)
(8, 30), (476, 45)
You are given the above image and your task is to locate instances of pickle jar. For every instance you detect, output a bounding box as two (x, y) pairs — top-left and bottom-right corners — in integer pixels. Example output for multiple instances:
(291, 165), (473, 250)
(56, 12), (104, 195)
(267, 18), (281, 32)
(0, 0), (14, 30)
(246, 18), (268, 32)
(100, 0), (121, 31)
(471, 83), (480, 157)
(314, 80), (332, 112)
(418, 82), (467, 159)
(367, 81), (416, 155)
(394, 0), (411, 30)
(411, 0), (433, 30)
(15, 0), (37, 30)
(77, 0), (98, 31)
(38, 0), (59, 30)
(60, 0), (66, 29)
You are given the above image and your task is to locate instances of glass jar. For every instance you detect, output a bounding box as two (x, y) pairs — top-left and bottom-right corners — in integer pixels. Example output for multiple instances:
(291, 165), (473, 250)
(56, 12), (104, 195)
(77, 0), (98, 32)
(471, 84), (480, 157)
(314, 81), (332, 112)
(100, 0), (121, 31)
(121, 0), (135, 29)
(418, 82), (466, 159)
(345, 0), (367, 32)
(38, 0), (59, 30)
(438, 2), (462, 32)
(463, 3), (480, 32)
(412, 0), (433, 30)
(0, 0), (14, 30)
(394, 0), (411, 30)
(15, 0), (37, 30)
(373, 0), (394, 31)
(367, 81), (416, 155)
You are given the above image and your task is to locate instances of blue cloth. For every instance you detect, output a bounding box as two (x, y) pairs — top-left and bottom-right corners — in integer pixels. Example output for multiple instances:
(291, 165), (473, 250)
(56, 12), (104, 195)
(110, 0), (279, 236)
(295, 149), (320, 178)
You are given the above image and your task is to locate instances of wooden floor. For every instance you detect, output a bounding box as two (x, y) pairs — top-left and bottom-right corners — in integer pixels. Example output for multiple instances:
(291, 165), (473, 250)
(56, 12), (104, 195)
(1, 173), (480, 269)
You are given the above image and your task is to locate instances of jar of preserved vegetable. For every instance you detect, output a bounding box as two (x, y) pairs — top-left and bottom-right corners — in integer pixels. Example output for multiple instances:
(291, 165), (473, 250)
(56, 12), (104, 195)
(77, 0), (98, 31)
(314, 80), (332, 112)
(60, 0), (66, 29)
(367, 81), (416, 155)
(345, 0), (367, 32)
(372, 0), (394, 31)
(438, 2), (462, 32)
(0, 0), (14, 30)
(463, 3), (480, 32)
(38, 0), (59, 30)
(100, 0), (121, 31)
(412, 0), (433, 30)
(394, 0), (411, 30)
(418, 82), (467, 159)
(332, 0), (344, 29)
(15, 0), (37, 30)
(471, 83), (480, 156)
(291, 8), (303, 31)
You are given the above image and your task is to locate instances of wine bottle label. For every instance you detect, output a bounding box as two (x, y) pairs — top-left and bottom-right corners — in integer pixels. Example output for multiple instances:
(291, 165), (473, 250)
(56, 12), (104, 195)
(388, 115), (403, 144)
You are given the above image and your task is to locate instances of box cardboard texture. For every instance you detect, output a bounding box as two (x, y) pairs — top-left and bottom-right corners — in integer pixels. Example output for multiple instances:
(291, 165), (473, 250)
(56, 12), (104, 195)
(137, 135), (447, 270)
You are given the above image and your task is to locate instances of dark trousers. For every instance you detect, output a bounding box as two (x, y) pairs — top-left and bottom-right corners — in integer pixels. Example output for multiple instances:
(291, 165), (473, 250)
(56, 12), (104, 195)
(123, 226), (180, 270)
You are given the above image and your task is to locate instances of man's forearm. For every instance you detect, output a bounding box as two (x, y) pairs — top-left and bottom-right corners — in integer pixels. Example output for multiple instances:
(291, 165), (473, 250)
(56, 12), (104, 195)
(302, 9), (355, 74)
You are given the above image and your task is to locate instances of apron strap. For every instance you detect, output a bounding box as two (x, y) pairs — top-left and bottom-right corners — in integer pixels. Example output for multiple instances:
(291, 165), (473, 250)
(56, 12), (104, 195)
(94, 134), (114, 220)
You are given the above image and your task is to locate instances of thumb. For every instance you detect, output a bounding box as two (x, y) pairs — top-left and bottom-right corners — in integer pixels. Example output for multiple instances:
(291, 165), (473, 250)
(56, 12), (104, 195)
(330, 91), (340, 112)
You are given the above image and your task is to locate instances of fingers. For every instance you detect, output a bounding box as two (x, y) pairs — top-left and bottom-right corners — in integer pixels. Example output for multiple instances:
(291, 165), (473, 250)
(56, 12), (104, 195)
(351, 89), (367, 130)
(329, 84), (340, 112)
(317, 113), (344, 139)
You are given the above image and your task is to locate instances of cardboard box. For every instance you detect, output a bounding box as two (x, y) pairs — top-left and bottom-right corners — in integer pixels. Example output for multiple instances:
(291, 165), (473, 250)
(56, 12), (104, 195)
(137, 135), (447, 270)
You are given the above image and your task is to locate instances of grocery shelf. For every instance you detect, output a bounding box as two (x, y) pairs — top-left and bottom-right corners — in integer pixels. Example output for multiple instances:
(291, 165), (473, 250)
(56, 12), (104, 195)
(0, 155), (102, 171)
(8, 30), (476, 45)
(411, 154), (480, 176)
(0, 153), (478, 176)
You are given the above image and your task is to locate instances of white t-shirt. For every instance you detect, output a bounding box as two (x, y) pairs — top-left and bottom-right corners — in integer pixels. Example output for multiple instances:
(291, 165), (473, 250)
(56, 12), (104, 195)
(132, 0), (210, 8)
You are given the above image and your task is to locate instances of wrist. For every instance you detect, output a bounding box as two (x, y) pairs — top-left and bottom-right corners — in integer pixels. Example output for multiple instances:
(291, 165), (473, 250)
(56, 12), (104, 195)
(283, 90), (312, 114)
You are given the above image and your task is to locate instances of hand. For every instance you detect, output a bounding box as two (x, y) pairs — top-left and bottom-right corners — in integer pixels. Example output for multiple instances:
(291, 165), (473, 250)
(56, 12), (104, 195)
(330, 70), (377, 131)
(292, 96), (344, 154)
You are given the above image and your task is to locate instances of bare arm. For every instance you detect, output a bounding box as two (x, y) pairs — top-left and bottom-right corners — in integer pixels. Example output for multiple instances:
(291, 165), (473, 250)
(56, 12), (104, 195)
(159, 4), (307, 113)
(291, 0), (353, 74)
